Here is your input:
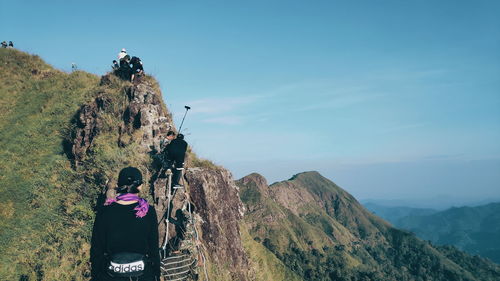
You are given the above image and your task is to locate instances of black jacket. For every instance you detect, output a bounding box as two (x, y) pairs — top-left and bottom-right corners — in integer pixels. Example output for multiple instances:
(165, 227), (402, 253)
(165, 138), (187, 163)
(90, 203), (160, 280)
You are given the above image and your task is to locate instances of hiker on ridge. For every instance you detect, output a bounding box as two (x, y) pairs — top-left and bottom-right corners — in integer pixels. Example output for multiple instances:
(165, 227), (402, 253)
(118, 54), (132, 80)
(163, 132), (188, 188)
(112, 60), (120, 70)
(8, 41), (13, 48)
(1, 41), (7, 48)
(160, 130), (176, 152)
(130, 56), (144, 82)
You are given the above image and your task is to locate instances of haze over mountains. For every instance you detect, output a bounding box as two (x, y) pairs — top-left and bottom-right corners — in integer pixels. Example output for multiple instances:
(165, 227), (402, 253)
(362, 196), (500, 211)
(365, 202), (500, 264)
(1, 48), (499, 280)
(363, 203), (438, 224)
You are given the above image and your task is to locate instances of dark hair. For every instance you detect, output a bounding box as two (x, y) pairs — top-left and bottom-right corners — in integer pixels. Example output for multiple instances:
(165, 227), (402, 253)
(177, 133), (184, 140)
(167, 131), (176, 137)
(116, 167), (143, 194)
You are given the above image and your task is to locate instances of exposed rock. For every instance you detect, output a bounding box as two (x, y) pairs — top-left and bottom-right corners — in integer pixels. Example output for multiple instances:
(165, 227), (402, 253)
(71, 94), (111, 161)
(121, 83), (171, 153)
(238, 173), (270, 197)
(70, 77), (172, 162)
(185, 167), (249, 281)
(151, 165), (251, 280)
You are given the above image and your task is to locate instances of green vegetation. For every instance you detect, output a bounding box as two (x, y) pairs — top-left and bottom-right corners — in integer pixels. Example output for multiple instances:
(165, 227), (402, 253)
(241, 224), (302, 281)
(187, 149), (220, 170)
(0, 49), (100, 280)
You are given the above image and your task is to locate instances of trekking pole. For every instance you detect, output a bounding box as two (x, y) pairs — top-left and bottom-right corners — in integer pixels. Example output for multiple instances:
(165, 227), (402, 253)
(162, 169), (173, 251)
(178, 105), (191, 133)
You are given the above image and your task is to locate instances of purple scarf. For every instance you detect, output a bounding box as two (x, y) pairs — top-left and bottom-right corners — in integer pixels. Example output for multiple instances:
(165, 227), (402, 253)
(104, 193), (149, 218)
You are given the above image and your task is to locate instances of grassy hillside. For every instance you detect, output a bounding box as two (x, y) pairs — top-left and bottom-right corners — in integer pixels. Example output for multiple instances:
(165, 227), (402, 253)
(0, 49), (101, 280)
(240, 224), (302, 281)
(0, 49), (156, 280)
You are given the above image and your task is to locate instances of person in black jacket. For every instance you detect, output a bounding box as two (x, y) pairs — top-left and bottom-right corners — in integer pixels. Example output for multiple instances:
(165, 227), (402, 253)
(130, 56), (144, 82)
(90, 167), (160, 281)
(112, 60), (120, 71)
(163, 133), (188, 188)
(118, 55), (132, 80)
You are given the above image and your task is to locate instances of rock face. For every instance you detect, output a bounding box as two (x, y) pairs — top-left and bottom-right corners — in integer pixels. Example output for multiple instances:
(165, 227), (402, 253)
(151, 166), (250, 280)
(120, 83), (171, 152)
(71, 94), (111, 161)
(185, 167), (249, 280)
(70, 76), (172, 162)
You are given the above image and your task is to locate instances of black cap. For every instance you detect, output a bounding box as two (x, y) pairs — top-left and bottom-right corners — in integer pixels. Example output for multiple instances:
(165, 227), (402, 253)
(117, 167), (143, 187)
(177, 134), (184, 140)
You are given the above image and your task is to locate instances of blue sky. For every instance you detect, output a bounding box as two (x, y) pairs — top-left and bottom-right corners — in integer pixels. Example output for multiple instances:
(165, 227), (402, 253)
(2, 0), (499, 207)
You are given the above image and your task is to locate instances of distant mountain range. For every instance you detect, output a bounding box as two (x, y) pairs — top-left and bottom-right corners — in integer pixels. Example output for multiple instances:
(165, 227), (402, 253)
(363, 202), (438, 225)
(361, 197), (500, 210)
(364, 202), (500, 264)
(237, 171), (500, 280)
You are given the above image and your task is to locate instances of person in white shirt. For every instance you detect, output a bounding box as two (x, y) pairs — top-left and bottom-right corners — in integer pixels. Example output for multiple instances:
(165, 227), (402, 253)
(118, 48), (127, 61)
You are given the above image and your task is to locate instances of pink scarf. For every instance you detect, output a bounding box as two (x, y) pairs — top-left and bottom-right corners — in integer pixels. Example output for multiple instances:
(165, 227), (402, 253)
(104, 193), (149, 218)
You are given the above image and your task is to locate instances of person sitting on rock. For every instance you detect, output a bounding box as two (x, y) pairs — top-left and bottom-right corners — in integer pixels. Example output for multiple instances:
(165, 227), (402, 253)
(163, 133), (188, 188)
(1, 41), (7, 48)
(8, 41), (13, 48)
(112, 60), (119, 70)
(130, 56), (144, 82)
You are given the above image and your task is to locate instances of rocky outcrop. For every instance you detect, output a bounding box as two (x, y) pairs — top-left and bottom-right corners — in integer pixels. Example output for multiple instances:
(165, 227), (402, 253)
(71, 94), (111, 161)
(70, 76), (172, 162)
(120, 83), (171, 152)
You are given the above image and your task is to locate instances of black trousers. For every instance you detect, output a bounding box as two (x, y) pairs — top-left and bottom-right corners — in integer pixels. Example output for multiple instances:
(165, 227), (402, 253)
(164, 159), (183, 186)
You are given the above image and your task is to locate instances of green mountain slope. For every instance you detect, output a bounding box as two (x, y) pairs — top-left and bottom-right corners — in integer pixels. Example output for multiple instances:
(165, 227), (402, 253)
(397, 202), (500, 264)
(0, 49), (102, 280)
(237, 171), (500, 281)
